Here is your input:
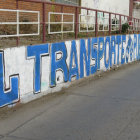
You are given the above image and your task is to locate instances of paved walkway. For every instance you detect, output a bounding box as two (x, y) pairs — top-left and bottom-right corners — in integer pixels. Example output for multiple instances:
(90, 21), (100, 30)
(0, 62), (140, 140)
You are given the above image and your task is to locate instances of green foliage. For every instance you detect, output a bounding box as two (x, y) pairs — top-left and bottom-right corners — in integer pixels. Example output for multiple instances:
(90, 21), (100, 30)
(122, 23), (129, 34)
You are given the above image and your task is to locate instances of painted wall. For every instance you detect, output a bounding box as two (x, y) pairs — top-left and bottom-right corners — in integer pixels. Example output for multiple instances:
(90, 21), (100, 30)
(81, 0), (129, 16)
(0, 34), (140, 107)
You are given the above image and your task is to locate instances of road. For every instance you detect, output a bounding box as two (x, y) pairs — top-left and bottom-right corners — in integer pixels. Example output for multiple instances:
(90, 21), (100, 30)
(0, 62), (140, 140)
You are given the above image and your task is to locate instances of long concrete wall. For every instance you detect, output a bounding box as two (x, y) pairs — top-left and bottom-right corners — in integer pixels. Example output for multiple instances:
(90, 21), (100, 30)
(0, 34), (140, 107)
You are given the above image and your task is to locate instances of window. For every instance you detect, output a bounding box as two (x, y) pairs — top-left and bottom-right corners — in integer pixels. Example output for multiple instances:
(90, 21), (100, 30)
(48, 12), (75, 34)
(98, 17), (109, 31)
(0, 9), (40, 37)
(79, 14), (95, 32)
(111, 17), (119, 31)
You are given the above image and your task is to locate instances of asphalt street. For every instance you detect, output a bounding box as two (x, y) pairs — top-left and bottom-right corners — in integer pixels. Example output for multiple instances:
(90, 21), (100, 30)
(0, 62), (140, 140)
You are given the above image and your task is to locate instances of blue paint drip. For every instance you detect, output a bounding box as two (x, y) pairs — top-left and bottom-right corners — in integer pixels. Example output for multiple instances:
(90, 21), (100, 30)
(27, 44), (49, 93)
(69, 40), (79, 82)
(80, 39), (90, 78)
(116, 35), (121, 65)
(98, 37), (104, 69)
(121, 35), (126, 64)
(104, 36), (110, 69)
(0, 52), (19, 107)
(91, 38), (97, 74)
(110, 36), (116, 67)
(51, 42), (68, 87)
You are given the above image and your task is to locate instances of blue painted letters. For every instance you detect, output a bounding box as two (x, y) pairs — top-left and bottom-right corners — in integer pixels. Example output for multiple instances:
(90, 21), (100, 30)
(116, 35), (121, 65)
(121, 35), (126, 64)
(98, 37), (104, 69)
(91, 38), (98, 74)
(104, 36), (110, 69)
(27, 44), (49, 93)
(110, 36), (116, 66)
(69, 40), (79, 81)
(51, 42), (68, 86)
(0, 52), (19, 107)
(80, 39), (90, 78)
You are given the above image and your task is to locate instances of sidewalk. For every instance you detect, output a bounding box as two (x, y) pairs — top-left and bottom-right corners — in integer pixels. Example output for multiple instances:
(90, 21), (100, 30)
(0, 61), (140, 140)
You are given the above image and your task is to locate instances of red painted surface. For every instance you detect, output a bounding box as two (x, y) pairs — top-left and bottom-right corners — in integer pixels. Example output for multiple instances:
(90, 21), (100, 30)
(129, 0), (133, 18)
(42, 3), (46, 43)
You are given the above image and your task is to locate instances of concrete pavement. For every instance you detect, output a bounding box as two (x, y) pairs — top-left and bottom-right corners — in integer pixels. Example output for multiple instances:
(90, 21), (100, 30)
(0, 62), (140, 140)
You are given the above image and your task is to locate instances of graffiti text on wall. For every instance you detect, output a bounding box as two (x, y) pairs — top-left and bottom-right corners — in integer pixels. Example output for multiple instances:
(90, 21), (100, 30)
(0, 34), (139, 107)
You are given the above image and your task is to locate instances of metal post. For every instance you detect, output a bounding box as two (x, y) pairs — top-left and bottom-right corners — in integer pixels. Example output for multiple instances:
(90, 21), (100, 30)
(136, 19), (137, 33)
(16, 0), (19, 46)
(42, 3), (46, 43)
(137, 19), (138, 33)
(87, 10), (89, 37)
(103, 12), (104, 36)
(127, 17), (130, 34)
(75, 7), (78, 39)
(109, 13), (111, 36)
(138, 19), (140, 34)
(95, 10), (98, 37)
(119, 15), (121, 34)
(133, 18), (135, 34)
(61, 5), (64, 40)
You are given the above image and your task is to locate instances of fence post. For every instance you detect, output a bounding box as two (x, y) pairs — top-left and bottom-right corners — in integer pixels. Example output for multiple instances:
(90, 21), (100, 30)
(138, 19), (140, 34)
(137, 19), (138, 33)
(16, 0), (19, 46)
(109, 13), (111, 36)
(95, 10), (98, 37)
(42, 3), (46, 43)
(133, 18), (135, 34)
(127, 17), (129, 34)
(103, 12), (104, 36)
(75, 7), (78, 39)
(61, 5), (64, 40)
(119, 15), (121, 34)
(87, 10), (89, 37)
